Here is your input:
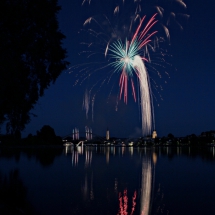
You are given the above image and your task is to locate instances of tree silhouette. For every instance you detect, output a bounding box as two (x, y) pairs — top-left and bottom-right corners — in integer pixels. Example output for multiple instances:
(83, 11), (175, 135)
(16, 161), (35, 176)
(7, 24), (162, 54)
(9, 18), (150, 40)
(36, 125), (62, 145)
(0, 0), (69, 135)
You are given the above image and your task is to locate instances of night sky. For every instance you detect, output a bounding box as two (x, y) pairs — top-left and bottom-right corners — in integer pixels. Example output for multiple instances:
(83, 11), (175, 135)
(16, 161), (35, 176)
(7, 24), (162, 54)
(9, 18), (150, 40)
(22, 0), (215, 138)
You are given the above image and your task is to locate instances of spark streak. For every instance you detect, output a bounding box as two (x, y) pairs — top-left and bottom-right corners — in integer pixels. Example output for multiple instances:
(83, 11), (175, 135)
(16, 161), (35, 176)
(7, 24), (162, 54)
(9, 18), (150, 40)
(134, 56), (153, 136)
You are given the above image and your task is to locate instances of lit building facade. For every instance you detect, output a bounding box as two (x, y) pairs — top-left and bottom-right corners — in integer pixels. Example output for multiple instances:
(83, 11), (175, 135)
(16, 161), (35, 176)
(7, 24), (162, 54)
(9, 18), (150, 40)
(152, 130), (157, 139)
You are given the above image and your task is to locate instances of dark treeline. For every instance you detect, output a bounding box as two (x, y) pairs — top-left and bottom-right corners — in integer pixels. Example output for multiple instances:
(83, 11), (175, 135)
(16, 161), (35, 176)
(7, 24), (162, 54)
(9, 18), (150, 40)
(0, 0), (69, 136)
(0, 125), (63, 145)
(154, 130), (215, 146)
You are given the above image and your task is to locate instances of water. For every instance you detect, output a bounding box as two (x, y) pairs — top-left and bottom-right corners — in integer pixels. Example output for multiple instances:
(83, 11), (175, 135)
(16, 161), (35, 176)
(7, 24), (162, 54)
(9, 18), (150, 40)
(0, 146), (215, 215)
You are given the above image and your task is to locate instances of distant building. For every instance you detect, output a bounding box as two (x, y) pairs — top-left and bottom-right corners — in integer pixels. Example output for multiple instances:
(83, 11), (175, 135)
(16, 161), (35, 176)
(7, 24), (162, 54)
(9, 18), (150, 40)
(73, 128), (79, 140)
(152, 130), (157, 139)
(85, 126), (93, 140)
(106, 128), (110, 140)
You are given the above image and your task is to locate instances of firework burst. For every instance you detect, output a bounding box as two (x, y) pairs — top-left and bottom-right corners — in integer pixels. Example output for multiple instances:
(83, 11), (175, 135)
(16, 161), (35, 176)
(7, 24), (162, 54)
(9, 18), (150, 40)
(107, 13), (158, 135)
(81, 0), (189, 41)
(71, 0), (188, 136)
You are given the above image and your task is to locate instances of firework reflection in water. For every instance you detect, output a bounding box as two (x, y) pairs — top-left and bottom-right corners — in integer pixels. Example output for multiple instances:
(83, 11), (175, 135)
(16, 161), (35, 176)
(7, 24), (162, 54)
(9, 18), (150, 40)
(140, 157), (153, 215)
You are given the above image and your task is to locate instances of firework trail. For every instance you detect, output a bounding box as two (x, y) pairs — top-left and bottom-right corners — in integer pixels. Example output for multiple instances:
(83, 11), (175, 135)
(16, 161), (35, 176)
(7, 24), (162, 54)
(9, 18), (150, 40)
(134, 56), (153, 136)
(81, 0), (189, 40)
(82, 88), (96, 121)
(83, 89), (90, 119)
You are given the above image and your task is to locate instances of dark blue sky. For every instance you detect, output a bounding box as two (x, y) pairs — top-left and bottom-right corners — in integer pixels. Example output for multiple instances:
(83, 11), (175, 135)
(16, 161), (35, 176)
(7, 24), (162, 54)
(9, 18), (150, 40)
(22, 0), (215, 138)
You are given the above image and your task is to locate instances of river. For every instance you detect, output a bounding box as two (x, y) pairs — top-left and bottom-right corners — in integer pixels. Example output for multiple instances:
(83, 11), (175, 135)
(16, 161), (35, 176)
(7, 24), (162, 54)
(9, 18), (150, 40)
(0, 146), (215, 215)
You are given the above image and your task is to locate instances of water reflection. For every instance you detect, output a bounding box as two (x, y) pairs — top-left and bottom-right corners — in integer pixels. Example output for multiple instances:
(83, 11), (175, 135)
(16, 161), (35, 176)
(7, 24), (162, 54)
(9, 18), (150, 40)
(0, 169), (36, 215)
(210, 146), (215, 157)
(0, 146), (63, 167)
(1, 145), (215, 214)
(65, 146), (157, 215)
(140, 157), (153, 215)
(117, 189), (137, 215)
(64, 145), (155, 166)
(85, 149), (92, 167)
(82, 172), (94, 201)
(152, 146), (215, 161)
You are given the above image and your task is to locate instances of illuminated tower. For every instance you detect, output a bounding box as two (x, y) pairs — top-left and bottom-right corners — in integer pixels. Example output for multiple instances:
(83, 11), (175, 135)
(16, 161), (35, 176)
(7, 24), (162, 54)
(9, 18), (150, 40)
(106, 128), (110, 140)
(85, 126), (89, 140)
(90, 128), (92, 140)
(152, 130), (157, 139)
(72, 129), (75, 140)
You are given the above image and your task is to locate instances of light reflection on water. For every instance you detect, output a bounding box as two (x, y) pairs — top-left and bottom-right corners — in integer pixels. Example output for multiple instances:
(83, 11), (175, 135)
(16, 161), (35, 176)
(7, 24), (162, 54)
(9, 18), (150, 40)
(140, 156), (152, 215)
(63, 145), (157, 215)
(1, 146), (215, 214)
